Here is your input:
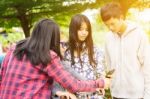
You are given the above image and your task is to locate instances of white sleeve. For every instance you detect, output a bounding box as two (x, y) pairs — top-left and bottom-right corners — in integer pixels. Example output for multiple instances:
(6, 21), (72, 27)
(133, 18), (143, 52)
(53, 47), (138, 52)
(138, 32), (150, 99)
(104, 42), (111, 72)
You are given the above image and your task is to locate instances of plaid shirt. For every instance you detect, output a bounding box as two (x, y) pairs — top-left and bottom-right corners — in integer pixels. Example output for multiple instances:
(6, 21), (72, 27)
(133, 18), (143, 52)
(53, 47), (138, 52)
(0, 48), (104, 99)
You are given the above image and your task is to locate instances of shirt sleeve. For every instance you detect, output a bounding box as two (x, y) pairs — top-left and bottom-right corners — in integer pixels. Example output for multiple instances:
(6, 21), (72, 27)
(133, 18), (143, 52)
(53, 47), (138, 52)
(45, 53), (104, 93)
(94, 47), (105, 77)
(61, 61), (87, 80)
(137, 32), (150, 98)
(0, 49), (12, 89)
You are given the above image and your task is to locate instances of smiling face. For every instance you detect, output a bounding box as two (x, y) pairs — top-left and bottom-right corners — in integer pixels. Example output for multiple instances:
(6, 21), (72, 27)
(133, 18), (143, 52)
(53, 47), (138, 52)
(77, 22), (89, 42)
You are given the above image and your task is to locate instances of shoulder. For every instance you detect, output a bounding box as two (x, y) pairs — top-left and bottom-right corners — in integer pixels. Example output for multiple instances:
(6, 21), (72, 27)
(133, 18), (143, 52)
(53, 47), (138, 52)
(105, 32), (115, 44)
(126, 21), (144, 35)
(49, 50), (59, 59)
(7, 45), (16, 54)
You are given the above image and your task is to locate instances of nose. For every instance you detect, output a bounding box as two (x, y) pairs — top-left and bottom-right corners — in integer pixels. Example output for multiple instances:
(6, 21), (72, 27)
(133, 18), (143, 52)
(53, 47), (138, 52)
(81, 30), (88, 35)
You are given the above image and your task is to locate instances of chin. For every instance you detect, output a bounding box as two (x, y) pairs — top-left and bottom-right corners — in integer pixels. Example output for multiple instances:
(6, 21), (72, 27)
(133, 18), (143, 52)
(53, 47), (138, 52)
(79, 39), (85, 42)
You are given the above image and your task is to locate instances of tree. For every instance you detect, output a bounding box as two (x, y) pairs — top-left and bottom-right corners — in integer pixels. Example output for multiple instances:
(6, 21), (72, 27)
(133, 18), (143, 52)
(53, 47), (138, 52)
(0, 0), (106, 37)
(0, 0), (149, 37)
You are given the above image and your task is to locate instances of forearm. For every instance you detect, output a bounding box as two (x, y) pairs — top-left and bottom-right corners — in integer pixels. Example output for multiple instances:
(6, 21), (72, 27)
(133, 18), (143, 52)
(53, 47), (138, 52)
(46, 56), (104, 93)
(51, 68), (104, 93)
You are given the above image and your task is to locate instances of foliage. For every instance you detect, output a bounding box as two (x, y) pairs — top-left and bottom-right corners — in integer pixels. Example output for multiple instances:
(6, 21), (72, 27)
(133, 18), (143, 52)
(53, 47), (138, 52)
(0, 0), (108, 37)
(0, 32), (24, 47)
(1, 0), (149, 37)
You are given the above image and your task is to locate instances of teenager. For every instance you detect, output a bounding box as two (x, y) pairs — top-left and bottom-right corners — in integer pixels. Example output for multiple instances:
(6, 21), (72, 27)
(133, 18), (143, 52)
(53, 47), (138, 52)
(100, 2), (150, 99)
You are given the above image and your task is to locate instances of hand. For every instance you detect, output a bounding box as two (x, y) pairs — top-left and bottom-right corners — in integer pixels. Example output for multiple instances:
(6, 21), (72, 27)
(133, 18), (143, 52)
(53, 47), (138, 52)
(56, 91), (77, 99)
(96, 88), (105, 96)
(104, 77), (111, 89)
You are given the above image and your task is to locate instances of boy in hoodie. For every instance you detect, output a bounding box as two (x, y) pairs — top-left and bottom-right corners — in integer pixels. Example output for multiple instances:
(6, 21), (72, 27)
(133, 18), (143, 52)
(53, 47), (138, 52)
(100, 2), (150, 99)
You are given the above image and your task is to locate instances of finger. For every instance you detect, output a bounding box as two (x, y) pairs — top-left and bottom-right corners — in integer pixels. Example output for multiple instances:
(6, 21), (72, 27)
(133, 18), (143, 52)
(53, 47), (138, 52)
(69, 94), (77, 99)
(101, 89), (105, 96)
(66, 95), (70, 99)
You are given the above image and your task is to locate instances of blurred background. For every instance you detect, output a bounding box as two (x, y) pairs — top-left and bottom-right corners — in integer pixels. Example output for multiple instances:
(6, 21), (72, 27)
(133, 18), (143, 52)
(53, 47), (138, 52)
(0, 0), (150, 53)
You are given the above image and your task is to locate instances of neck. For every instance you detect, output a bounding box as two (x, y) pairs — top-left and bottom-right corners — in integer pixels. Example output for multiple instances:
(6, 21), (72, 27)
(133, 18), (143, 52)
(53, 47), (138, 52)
(117, 21), (127, 36)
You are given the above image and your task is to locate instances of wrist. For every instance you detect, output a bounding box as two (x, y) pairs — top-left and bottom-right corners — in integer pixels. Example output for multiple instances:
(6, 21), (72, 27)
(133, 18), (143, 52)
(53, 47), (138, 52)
(96, 79), (104, 88)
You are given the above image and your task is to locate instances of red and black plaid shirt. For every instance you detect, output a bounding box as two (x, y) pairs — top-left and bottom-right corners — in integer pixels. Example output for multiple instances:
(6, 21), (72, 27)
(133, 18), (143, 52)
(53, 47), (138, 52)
(0, 48), (104, 99)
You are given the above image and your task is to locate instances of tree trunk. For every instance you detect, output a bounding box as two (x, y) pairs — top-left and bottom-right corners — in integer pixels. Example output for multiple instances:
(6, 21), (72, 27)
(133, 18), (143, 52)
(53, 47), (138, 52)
(16, 8), (31, 38)
(20, 18), (30, 38)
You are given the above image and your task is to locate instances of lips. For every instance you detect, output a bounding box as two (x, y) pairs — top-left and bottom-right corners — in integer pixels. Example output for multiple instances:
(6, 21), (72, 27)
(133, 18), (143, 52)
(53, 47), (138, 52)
(81, 36), (87, 38)
(79, 37), (86, 41)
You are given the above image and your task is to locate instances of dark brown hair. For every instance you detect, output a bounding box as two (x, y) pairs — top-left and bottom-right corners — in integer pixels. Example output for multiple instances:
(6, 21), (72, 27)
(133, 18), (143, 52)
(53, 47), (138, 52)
(14, 19), (62, 66)
(68, 14), (96, 67)
(100, 2), (124, 22)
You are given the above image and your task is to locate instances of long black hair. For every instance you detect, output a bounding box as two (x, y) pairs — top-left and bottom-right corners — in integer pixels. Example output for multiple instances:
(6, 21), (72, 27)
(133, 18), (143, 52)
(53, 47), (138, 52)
(14, 19), (62, 67)
(68, 14), (96, 67)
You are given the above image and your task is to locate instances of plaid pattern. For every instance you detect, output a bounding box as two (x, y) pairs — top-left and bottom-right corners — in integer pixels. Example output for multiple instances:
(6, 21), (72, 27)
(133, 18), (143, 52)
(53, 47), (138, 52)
(0, 48), (104, 99)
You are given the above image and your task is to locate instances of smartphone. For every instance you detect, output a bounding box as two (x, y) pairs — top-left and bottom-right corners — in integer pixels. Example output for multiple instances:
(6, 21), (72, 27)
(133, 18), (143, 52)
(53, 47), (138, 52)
(106, 69), (115, 78)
